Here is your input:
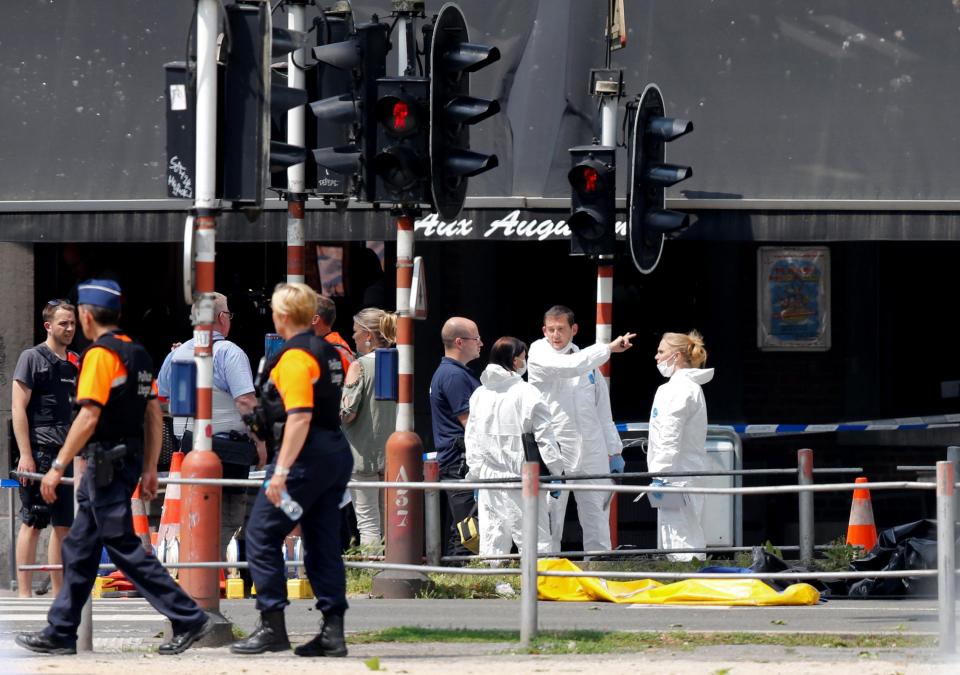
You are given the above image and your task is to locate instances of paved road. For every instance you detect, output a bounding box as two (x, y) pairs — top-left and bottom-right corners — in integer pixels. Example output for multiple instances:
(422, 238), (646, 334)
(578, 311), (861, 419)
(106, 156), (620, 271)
(3, 595), (959, 674)
(1, 595), (956, 647)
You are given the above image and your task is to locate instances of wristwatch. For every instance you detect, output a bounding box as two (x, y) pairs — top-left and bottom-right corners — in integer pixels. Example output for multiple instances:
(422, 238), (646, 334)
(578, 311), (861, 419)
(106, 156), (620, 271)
(51, 459), (67, 472)
(274, 465), (290, 477)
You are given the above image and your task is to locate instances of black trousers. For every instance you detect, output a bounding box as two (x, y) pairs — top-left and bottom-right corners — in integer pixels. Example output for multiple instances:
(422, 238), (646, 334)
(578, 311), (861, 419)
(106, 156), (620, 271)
(245, 447), (353, 617)
(44, 453), (205, 643)
(439, 459), (476, 558)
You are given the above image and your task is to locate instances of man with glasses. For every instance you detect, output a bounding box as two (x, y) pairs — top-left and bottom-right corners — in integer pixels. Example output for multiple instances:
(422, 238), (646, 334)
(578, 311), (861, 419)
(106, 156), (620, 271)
(157, 292), (265, 561)
(12, 299), (79, 597)
(429, 317), (483, 559)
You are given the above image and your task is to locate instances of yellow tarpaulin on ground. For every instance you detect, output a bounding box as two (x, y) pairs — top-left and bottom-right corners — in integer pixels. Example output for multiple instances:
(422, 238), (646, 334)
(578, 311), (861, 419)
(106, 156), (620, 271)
(537, 558), (820, 606)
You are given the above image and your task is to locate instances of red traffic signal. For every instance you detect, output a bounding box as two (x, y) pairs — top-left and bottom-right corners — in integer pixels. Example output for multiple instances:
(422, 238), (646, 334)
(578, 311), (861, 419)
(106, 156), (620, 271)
(568, 146), (616, 257)
(375, 95), (423, 138)
(569, 161), (610, 197)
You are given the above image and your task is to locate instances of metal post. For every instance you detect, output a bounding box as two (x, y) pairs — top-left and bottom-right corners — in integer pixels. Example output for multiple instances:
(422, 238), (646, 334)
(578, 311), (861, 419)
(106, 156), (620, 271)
(286, 0), (307, 283)
(423, 459), (441, 567)
(937, 460), (956, 654)
(74, 457), (92, 652)
(7, 487), (15, 590)
(948, 446), (960, 525)
(520, 461), (539, 648)
(177, 0), (231, 646)
(797, 448), (814, 565)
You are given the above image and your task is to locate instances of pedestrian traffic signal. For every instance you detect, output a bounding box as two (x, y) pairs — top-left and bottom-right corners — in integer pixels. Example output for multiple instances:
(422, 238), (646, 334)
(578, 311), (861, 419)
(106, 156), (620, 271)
(628, 83), (694, 274)
(568, 145), (616, 257)
(429, 4), (501, 220)
(221, 1), (307, 206)
(310, 20), (390, 203)
(373, 77), (430, 204)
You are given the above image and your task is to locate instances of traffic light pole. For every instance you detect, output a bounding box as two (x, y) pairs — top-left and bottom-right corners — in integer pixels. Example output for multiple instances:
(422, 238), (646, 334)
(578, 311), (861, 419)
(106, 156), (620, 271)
(372, 2), (430, 600)
(286, 0), (308, 283)
(597, 64), (621, 546)
(395, 212), (415, 432)
(180, 0), (228, 643)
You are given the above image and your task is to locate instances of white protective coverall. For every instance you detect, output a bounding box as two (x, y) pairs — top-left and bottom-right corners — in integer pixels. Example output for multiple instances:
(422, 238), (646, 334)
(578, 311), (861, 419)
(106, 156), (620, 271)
(647, 366), (715, 561)
(465, 364), (564, 557)
(527, 338), (622, 554)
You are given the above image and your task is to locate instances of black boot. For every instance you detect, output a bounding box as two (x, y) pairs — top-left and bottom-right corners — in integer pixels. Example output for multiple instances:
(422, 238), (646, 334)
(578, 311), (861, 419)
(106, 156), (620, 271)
(293, 614), (347, 657)
(230, 610), (291, 654)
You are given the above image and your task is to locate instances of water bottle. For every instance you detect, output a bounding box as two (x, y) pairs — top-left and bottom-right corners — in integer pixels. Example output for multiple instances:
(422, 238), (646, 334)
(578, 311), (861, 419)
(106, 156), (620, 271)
(279, 490), (303, 521)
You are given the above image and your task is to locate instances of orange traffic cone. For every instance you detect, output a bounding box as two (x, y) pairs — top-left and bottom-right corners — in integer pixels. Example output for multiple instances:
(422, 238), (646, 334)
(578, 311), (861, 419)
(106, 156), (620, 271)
(846, 476), (878, 552)
(131, 484), (152, 553)
(156, 451), (184, 577)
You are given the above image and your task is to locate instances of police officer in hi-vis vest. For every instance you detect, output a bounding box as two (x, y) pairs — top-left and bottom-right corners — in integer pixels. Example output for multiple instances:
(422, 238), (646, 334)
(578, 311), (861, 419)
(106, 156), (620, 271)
(231, 282), (352, 657)
(15, 279), (211, 656)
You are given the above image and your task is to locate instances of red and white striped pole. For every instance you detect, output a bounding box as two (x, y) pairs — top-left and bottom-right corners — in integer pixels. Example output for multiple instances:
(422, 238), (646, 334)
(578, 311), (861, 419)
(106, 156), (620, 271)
(596, 261), (614, 382)
(596, 258), (617, 547)
(179, 0), (222, 613)
(395, 214), (415, 432)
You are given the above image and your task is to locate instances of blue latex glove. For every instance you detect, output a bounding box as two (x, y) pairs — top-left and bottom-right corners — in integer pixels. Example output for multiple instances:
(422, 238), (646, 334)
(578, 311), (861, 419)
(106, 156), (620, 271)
(549, 470), (564, 498)
(609, 454), (625, 474)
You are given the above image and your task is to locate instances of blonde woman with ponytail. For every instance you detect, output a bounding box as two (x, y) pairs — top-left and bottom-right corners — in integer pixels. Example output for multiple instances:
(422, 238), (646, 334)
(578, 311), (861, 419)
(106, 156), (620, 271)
(647, 330), (714, 562)
(340, 308), (398, 552)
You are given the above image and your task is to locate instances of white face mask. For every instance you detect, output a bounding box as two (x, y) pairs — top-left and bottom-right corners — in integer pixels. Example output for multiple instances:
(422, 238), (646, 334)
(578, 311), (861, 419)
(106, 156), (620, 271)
(515, 361), (527, 377)
(657, 354), (677, 378)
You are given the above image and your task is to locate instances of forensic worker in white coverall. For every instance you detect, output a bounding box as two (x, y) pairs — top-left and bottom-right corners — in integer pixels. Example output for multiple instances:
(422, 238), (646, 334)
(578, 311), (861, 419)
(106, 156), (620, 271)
(465, 337), (564, 558)
(527, 305), (635, 554)
(647, 330), (714, 562)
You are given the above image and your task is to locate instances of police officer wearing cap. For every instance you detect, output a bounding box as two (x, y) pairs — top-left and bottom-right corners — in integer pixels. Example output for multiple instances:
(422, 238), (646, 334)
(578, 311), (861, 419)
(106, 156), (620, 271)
(231, 282), (352, 657)
(15, 279), (211, 656)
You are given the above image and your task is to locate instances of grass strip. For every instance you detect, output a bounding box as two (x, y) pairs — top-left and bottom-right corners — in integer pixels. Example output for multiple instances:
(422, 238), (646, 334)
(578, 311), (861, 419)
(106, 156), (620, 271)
(349, 627), (936, 654)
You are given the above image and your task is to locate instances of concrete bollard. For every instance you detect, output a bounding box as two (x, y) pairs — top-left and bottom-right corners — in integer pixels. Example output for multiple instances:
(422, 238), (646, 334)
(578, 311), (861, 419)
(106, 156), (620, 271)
(797, 448), (814, 565)
(936, 461), (956, 654)
(179, 448), (223, 610)
(424, 459), (441, 567)
(520, 461), (539, 649)
(371, 431), (429, 598)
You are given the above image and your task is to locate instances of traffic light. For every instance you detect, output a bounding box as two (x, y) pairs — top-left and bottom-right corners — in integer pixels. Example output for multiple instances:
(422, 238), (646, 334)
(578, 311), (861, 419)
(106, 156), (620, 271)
(567, 145), (616, 257)
(628, 83), (694, 274)
(372, 77), (430, 204)
(304, 6), (353, 197)
(221, 1), (307, 206)
(311, 20), (390, 203)
(428, 4), (501, 220)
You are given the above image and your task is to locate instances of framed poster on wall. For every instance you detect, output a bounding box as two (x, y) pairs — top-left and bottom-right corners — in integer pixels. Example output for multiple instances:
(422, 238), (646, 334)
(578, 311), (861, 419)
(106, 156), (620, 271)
(757, 247), (831, 351)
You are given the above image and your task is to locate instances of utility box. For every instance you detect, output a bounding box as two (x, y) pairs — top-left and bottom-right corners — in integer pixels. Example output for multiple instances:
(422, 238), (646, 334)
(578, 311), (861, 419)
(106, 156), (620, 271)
(374, 348), (399, 401)
(168, 360), (197, 418)
(680, 435), (741, 547)
(626, 425), (742, 549)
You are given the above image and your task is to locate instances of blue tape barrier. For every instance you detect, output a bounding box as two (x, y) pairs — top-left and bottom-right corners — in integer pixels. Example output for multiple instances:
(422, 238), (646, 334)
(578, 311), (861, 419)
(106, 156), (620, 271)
(617, 414), (960, 437)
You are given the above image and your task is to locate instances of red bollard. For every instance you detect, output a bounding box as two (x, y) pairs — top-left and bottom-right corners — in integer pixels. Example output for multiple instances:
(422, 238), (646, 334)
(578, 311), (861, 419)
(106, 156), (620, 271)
(371, 430), (430, 598)
(178, 448), (222, 610)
